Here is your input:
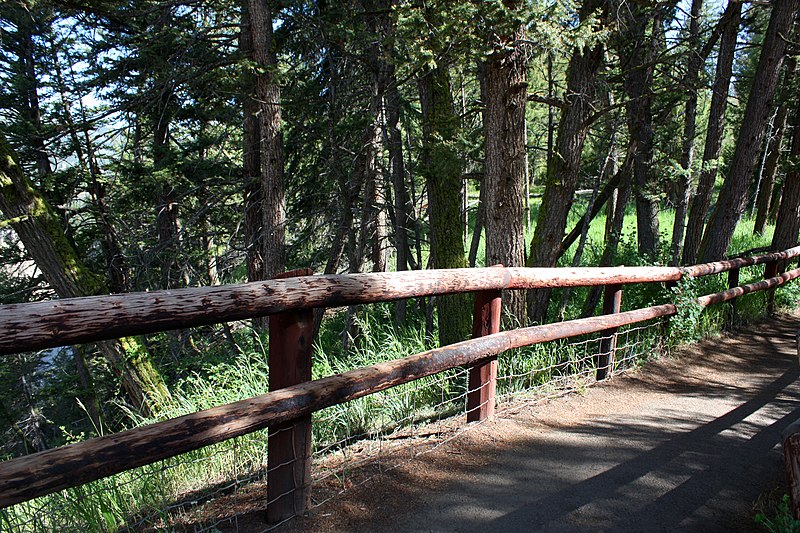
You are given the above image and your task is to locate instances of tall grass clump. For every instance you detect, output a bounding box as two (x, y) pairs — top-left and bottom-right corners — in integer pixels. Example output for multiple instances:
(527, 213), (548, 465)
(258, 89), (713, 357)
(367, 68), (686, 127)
(312, 303), (464, 451)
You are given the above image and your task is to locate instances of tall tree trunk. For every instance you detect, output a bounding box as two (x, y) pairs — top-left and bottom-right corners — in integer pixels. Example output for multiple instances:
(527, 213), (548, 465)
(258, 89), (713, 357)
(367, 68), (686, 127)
(387, 77), (411, 321)
(468, 180), (486, 268)
(19, 374), (47, 452)
(620, 3), (660, 257)
(754, 104), (789, 235)
(249, 0), (286, 279)
(148, 6), (182, 291)
(683, 0), (742, 265)
(372, 0), (413, 322)
(241, 1), (264, 285)
(418, 66), (471, 346)
(75, 346), (104, 431)
(19, 14), (51, 179)
(670, 0), (704, 265)
(0, 394), (38, 454)
(525, 0), (607, 324)
(771, 60), (800, 254)
(558, 87), (621, 260)
(313, 22), (353, 337)
(362, 19), (388, 274)
(484, 2), (528, 324)
(153, 115), (181, 289)
(755, 33), (798, 235)
(582, 142), (637, 316)
(700, 0), (799, 262)
(0, 134), (168, 413)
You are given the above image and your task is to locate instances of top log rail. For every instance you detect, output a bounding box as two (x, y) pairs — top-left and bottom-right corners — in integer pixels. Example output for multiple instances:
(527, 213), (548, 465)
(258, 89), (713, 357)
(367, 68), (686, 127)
(0, 266), (682, 355)
(1, 266), (798, 508)
(682, 246), (800, 277)
(2, 245), (798, 356)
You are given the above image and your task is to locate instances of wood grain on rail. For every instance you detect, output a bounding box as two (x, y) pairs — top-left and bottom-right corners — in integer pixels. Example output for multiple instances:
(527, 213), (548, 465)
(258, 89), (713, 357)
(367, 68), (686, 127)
(0, 266), (682, 355)
(3, 246), (798, 356)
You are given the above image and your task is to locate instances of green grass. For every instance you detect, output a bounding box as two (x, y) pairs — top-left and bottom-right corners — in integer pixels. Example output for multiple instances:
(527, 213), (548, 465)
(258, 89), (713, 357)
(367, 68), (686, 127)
(755, 494), (800, 532)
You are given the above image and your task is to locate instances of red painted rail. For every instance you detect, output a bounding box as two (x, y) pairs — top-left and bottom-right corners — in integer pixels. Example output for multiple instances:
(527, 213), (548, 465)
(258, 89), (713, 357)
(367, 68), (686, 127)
(0, 246), (798, 520)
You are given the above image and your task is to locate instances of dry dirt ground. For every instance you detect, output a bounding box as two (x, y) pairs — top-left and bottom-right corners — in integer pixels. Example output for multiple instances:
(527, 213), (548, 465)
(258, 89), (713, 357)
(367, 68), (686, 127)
(201, 313), (800, 532)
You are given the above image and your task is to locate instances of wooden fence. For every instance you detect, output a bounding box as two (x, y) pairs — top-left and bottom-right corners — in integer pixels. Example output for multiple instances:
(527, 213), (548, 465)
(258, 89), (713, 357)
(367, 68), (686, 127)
(1, 246), (799, 524)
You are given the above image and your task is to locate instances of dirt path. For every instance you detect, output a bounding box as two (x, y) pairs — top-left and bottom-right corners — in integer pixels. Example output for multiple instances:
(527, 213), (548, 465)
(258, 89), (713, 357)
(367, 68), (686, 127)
(276, 313), (800, 532)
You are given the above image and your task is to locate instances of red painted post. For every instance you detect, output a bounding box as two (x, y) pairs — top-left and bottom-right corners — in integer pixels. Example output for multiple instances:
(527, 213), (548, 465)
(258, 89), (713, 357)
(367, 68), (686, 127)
(766, 261), (779, 314)
(466, 288), (502, 422)
(596, 284), (622, 381)
(726, 267), (740, 328)
(267, 268), (315, 524)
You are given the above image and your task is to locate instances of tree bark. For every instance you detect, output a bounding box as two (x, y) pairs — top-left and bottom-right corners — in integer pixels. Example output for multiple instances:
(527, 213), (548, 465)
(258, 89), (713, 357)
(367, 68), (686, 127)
(771, 68), (800, 253)
(241, 1), (264, 285)
(755, 27), (798, 235)
(361, 14), (389, 274)
(525, 0), (607, 324)
(249, 0), (286, 279)
(484, 2), (528, 324)
(620, 2), (660, 257)
(670, 0), (704, 265)
(683, 0), (742, 265)
(700, 0), (799, 262)
(418, 65), (471, 346)
(582, 142), (637, 316)
(372, 0), (413, 323)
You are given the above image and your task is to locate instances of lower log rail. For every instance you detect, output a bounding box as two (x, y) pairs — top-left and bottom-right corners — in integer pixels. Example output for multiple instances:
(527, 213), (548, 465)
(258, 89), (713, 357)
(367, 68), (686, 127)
(1, 267), (797, 510)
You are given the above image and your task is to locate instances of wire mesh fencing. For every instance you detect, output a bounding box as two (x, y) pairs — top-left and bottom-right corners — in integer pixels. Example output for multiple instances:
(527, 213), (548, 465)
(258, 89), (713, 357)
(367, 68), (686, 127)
(0, 317), (670, 532)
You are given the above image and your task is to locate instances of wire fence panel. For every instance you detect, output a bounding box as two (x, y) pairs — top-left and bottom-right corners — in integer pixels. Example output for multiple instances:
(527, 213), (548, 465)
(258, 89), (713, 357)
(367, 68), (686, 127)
(0, 316), (681, 532)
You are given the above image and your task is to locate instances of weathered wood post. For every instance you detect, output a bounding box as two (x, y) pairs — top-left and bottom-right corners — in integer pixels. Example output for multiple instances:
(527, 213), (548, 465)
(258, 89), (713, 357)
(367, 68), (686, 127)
(466, 285), (502, 422)
(765, 260), (778, 314)
(726, 267), (740, 328)
(267, 268), (315, 524)
(596, 284), (622, 381)
(783, 421), (800, 519)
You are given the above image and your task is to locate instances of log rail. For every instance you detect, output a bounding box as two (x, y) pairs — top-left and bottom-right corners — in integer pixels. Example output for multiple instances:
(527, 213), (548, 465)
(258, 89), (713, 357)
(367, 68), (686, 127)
(0, 246), (799, 516)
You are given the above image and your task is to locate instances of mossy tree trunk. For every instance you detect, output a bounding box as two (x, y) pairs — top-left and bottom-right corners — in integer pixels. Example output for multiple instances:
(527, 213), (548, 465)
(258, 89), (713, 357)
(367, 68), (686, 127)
(418, 65), (471, 347)
(0, 132), (169, 414)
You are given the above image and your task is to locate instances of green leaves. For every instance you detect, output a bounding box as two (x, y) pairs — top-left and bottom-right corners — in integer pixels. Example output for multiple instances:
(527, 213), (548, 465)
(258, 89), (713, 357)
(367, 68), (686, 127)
(669, 275), (704, 344)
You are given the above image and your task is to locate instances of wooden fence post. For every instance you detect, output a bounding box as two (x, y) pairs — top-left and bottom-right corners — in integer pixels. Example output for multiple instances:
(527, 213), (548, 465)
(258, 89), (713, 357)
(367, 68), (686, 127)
(596, 284), (622, 381)
(466, 287), (502, 422)
(726, 267), (740, 328)
(267, 268), (315, 524)
(783, 421), (800, 519)
(765, 261), (778, 314)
